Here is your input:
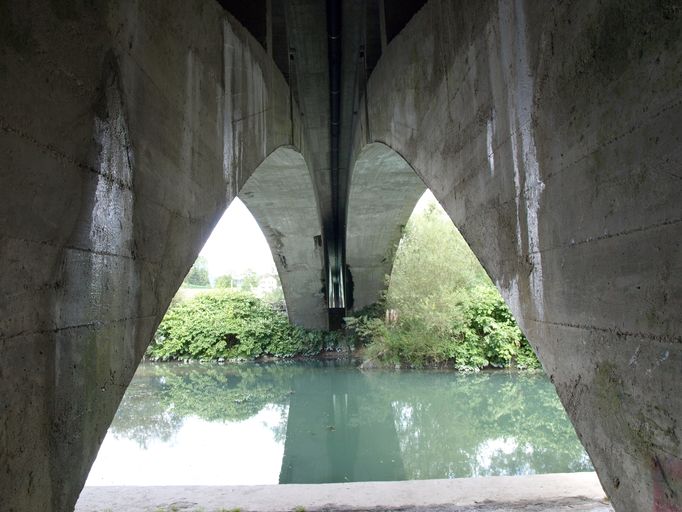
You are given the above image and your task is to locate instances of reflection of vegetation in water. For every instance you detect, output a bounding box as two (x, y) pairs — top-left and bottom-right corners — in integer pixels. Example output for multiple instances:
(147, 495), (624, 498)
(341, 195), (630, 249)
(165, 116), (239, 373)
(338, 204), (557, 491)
(280, 366), (407, 483)
(110, 372), (184, 449)
(109, 362), (591, 479)
(360, 370), (592, 478)
(154, 365), (291, 421)
(109, 363), (303, 447)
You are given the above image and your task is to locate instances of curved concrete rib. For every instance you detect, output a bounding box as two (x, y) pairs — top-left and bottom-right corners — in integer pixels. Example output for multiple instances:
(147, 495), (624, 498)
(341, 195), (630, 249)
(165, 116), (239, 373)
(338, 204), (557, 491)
(240, 147), (327, 329)
(346, 143), (426, 311)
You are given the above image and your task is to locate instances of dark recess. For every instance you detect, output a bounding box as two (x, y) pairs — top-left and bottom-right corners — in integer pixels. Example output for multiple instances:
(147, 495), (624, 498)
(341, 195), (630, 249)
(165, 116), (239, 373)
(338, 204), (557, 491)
(216, 0), (267, 47)
(326, 0), (345, 322)
(384, 0), (427, 43)
(363, 0), (382, 74)
(215, 0), (290, 83)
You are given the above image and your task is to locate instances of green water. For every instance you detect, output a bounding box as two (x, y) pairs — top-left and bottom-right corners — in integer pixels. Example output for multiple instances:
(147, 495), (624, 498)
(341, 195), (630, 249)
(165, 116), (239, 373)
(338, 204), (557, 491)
(86, 361), (592, 486)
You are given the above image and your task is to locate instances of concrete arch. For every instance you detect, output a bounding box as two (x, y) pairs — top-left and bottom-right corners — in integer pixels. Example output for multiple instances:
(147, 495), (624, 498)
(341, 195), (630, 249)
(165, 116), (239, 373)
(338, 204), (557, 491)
(239, 146), (326, 329)
(346, 143), (426, 311)
(352, 1), (682, 510)
(0, 2), (301, 510)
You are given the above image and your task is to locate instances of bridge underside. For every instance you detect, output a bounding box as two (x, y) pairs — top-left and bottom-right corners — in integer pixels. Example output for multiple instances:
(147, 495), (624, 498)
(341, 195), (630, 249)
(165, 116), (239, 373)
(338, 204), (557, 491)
(0, 1), (681, 512)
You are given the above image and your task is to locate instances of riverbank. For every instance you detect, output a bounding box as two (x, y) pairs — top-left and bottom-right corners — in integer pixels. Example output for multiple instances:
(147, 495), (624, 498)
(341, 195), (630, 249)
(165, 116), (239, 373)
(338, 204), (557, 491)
(77, 473), (611, 512)
(144, 352), (539, 373)
(149, 283), (541, 372)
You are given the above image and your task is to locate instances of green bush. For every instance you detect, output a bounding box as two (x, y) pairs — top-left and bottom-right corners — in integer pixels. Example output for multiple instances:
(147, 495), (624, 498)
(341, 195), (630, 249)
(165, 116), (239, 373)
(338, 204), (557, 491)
(345, 315), (386, 346)
(357, 285), (540, 370)
(456, 286), (524, 368)
(449, 285), (539, 370)
(147, 290), (335, 361)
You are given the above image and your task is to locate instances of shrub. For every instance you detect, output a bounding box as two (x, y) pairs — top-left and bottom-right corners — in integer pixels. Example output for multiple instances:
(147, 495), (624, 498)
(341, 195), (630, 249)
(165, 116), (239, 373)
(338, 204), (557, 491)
(357, 287), (540, 370)
(457, 285), (525, 367)
(147, 290), (333, 361)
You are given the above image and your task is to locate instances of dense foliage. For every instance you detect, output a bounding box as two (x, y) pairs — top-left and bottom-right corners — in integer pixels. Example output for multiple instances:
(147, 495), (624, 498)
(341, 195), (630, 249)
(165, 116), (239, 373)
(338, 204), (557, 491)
(352, 194), (540, 370)
(239, 270), (261, 292)
(147, 290), (339, 361)
(154, 193), (539, 371)
(214, 274), (234, 288)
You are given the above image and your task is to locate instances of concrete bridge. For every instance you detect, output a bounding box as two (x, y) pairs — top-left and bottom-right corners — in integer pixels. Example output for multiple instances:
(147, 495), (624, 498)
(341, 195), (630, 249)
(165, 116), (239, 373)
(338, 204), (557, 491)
(0, 1), (680, 511)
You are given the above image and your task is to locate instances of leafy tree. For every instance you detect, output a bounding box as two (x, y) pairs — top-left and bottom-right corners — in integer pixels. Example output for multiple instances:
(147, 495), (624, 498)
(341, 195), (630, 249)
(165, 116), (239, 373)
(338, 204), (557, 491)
(183, 256), (210, 287)
(215, 274), (234, 288)
(387, 200), (488, 330)
(240, 270), (260, 292)
(357, 192), (540, 370)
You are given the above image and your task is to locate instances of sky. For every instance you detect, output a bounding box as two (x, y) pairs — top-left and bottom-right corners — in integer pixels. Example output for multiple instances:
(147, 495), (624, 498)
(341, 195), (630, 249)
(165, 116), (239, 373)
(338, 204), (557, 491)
(198, 191), (436, 281)
(413, 189), (436, 215)
(199, 198), (277, 281)
(86, 405), (287, 485)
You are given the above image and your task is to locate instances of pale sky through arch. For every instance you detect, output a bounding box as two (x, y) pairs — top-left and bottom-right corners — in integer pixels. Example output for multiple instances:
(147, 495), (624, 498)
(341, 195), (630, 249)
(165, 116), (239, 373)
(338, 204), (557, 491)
(198, 191), (438, 283)
(199, 198), (277, 281)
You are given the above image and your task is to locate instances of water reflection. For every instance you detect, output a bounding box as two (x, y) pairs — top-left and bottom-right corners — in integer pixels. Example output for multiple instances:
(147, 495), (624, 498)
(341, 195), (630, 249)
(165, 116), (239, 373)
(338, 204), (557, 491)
(280, 366), (406, 483)
(86, 361), (592, 485)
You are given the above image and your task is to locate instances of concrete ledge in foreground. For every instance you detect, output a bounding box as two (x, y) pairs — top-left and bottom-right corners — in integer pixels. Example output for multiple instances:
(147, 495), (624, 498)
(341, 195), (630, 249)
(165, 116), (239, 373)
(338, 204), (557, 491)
(76, 472), (613, 512)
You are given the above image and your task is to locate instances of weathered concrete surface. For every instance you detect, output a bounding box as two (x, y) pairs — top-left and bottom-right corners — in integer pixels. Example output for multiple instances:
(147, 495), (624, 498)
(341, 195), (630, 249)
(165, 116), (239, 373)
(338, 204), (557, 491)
(75, 473), (611, 512)
(284, 0), (375, 268)
(240, 147), (326, 329)
(0, 1), (300, 510)
(284, 0), (332, 225)
(350, 1), (682, 511)
(346, 143), (425, 310)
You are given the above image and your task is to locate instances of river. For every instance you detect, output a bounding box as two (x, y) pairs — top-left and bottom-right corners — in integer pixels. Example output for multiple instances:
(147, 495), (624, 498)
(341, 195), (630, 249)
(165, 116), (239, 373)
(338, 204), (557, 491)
(85, 360), (592, 486)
